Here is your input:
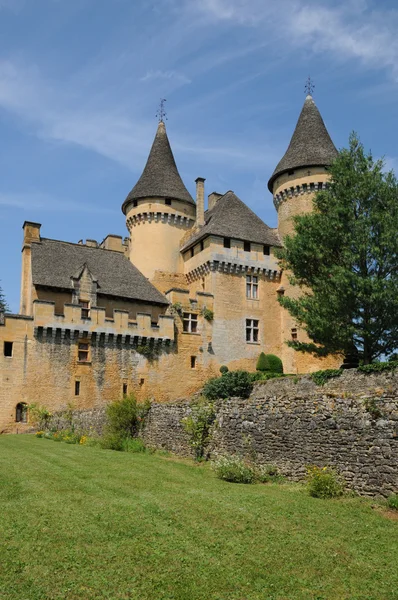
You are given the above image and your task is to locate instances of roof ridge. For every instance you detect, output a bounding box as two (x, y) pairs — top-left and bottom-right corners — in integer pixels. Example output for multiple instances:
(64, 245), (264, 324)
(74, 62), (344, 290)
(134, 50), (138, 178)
(39, 237), (128, 255)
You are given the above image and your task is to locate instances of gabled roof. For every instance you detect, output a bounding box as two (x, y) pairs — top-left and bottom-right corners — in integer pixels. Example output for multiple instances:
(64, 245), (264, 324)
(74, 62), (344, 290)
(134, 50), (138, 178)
(180, 191), (281, 252)
(31, 238), (169, 305)
(268, 95), (338, 192)
(122, 121), (194, 213)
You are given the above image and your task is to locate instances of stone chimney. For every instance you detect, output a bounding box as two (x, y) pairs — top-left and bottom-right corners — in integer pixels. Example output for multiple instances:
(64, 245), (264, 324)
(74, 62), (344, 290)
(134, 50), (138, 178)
(86, 239), (98, 248)
(195, 177), (205, 227)
(208, 192), (223, 211)
(20, 221), (41, 316)
(100, 234), (124, 252)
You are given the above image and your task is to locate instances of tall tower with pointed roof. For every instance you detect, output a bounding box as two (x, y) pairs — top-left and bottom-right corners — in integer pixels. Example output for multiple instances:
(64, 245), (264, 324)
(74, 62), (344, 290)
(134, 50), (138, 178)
(268, 94), (337, 241)
(122, 120), (196, 283)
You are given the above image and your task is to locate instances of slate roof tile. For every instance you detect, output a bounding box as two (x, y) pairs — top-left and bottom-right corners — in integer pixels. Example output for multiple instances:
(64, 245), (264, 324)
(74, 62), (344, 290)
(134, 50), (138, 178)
(180, 191), (281, 252)
(31, 238), (169, 305)
(268, 95), (338, 192)
(122, 121), (194, 213)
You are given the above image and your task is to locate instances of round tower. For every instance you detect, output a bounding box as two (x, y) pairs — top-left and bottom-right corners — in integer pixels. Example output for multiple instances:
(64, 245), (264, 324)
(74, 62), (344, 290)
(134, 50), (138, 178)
(122, 120), (196, 281)
(268, 94), (338, 241)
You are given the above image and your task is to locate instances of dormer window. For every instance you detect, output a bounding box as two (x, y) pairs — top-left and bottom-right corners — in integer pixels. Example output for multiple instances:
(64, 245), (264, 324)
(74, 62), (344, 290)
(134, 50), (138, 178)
(133, 200), (138, 208)
(223, 237), (231, 249)
(165, 198), (172, 206)
(244, 241), (251, 252)
(263, 245), (270, 256)
(79, 300), (90, 319)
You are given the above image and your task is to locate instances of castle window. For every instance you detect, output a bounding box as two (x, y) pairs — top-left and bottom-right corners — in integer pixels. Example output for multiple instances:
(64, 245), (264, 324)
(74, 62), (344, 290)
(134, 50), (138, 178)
(291, 328), (298, 341)
(223, 237), (231, 249)
(165, 198), (172, 206)
(263, 245), (270, 256)
(78, 341), (90, 362)
(139, 378), (145, 386)
(133, 200), (138, 207)
(190, 247), (194, 258)
(288, 170), (294, 175)
(183, 313), (198, 333)
(79, 300), (90, 319)
(15, 402), (27, 423)
(75, 380), (80, 396)
(246, 275), (258, 299)
(244, 241), (251, 252)
(190, 356), (197, 369)
(4, 341), (13, 357)
(123, 383), (128, 396)
(200, 240), (204, 252)
(246, 319), (259, 343)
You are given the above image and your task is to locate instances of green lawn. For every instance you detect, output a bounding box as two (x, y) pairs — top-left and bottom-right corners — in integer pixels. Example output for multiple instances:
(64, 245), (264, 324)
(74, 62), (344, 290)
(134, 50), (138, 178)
(0, 437), (397, 600)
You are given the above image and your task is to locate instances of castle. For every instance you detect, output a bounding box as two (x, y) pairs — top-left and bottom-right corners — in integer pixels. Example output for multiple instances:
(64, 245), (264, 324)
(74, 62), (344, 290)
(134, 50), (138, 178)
(0, 94), (340, 431)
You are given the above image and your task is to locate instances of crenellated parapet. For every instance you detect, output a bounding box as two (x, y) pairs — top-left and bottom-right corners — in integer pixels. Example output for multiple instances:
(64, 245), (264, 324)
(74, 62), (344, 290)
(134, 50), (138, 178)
(165, 288), (214, 313)
(126, 211), (195, 233)
(32, 300), (175, 345)
(184, 243), (281, 284)
(273, 181), (328, 210)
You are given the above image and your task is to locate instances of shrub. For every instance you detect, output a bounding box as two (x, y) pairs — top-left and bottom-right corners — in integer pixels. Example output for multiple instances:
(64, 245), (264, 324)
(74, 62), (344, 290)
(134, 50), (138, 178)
(306, 466), (344, 499)
(203, 370), (253, 400)
(255, 464), (283, 483)
(261, 354), (284, 374)
(387, 495), (398, 511)
(219, 365), (229, 375)
(100, 433), (126, 451)
(125, 437), (147, 453)
(363, 397), (383, 419)
(358, 360), (398, 374)
(35, 431), (44, 438)
(27, 403), (52, 429)
(105, 394), (150, 438)
(256, 352), (268, 372)
(181, 397), (216, 460)
(311, 369), (343, 386)
(250, 371), (284, 382)
(212, 455), (255, 484)
(201, 307), (214, 321)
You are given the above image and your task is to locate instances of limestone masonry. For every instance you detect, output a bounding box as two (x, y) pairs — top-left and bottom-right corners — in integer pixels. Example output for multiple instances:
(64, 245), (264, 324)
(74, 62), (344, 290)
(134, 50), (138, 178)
(1, 94), (340, 431)
(46, 371), (398, 497)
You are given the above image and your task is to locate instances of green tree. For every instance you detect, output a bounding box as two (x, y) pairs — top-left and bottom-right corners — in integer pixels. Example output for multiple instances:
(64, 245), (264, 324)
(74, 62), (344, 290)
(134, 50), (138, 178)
(277, 133), (398, 365)
(0, 283), (8, 312)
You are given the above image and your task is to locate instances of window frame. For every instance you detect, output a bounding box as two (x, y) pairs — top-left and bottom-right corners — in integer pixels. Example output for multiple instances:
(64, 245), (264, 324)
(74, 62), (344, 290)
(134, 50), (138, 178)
(246, 274), (259, 300)
(243, 241), (251, 252)
(77, 340), (90, 363)
(75, 380), (80, 396)
(246, 318), (259, 343)
(4, 341), (13, 357)
(183, 312), (198, 334)
(15, 402), (27, 423)
(79, 300), (90, 320)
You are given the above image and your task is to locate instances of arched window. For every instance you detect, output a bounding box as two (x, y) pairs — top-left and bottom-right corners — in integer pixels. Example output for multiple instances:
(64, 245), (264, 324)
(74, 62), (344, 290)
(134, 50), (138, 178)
(16, 403), (27, 423)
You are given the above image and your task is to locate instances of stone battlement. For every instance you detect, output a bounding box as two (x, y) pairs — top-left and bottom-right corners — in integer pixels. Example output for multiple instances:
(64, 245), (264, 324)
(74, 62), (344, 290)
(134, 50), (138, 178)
(32, 300), (174, 343)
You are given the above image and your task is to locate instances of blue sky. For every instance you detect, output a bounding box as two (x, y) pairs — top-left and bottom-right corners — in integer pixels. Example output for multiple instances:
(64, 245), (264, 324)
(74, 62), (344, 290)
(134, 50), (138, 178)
(1, 0), (398, 312)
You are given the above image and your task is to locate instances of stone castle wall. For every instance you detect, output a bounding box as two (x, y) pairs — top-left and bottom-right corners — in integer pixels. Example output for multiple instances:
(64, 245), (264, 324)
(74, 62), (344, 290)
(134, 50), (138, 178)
(46, 370), (398, 497)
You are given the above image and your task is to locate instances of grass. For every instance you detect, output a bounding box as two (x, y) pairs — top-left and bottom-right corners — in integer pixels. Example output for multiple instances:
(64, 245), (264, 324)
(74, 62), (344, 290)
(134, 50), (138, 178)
(0, 437), (397, 600)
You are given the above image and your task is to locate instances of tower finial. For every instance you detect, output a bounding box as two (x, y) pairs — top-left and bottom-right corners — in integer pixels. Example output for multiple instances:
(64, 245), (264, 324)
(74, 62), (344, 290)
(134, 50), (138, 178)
(304, 76), (315, 96)
(156, 98), (167, 123)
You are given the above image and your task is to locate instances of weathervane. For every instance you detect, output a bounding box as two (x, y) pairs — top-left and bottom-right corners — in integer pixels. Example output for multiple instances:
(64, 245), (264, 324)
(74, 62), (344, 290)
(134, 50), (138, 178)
(304, 76), (315, 96)
(156, 98), (167, 123)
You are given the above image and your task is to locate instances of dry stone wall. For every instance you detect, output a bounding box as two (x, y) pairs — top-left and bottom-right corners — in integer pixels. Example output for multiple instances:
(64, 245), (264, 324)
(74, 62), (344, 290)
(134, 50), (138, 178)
(47, 370), (398, 497)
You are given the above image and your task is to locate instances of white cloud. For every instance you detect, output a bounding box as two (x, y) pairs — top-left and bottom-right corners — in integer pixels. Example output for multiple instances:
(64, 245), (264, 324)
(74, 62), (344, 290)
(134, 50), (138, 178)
(188, 0), (398, 81)
(140, 69), (191, 85)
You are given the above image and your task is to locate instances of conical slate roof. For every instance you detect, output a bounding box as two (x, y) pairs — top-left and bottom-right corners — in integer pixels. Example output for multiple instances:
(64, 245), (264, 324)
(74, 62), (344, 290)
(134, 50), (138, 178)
(122, 121), (194, 214)
(268, 95), (338, 192)
(181, 191), (281, 252)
